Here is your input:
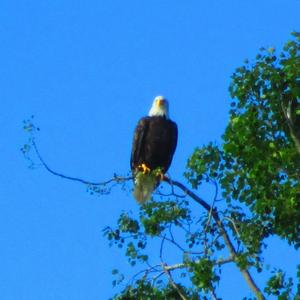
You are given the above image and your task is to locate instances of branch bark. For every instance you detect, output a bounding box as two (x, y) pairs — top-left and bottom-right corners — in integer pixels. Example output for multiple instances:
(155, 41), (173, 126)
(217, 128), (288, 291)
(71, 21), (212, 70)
(164, 256), (234, 272)
(161, 263), (189, 300)
(281, 97), (300, 156)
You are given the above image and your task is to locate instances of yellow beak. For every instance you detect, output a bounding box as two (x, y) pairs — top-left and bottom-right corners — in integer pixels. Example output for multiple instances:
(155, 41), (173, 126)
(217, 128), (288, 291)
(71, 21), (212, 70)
(156, 99), (165, 107)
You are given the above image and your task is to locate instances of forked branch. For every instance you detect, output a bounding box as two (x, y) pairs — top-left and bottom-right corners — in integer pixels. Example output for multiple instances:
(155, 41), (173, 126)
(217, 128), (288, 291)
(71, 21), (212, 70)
(164, 177), (265, 300)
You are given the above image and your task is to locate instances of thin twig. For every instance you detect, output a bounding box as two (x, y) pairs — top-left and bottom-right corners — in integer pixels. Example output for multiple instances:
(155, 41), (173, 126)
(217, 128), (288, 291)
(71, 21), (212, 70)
(160, 235), (203, 256)
(224, 216), (241, 239)
(31, 139), (132, 186)
(210, 288), (219, 300)
(204, 178), (219, 254)
(156, 179), (186, 198)
(158, 234), (189, 300)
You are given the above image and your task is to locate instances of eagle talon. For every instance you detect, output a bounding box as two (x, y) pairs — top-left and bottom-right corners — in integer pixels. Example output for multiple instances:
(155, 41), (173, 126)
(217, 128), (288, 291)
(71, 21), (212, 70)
(155, 170), (165, 182)
(159, 173), (165, 181)
(138, 163), (151, 174)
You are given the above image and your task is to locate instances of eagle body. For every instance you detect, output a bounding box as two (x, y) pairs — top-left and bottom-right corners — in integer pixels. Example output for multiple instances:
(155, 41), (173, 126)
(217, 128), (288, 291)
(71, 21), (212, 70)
(131, 116), (178, 173)
(131, 97), (178, 202)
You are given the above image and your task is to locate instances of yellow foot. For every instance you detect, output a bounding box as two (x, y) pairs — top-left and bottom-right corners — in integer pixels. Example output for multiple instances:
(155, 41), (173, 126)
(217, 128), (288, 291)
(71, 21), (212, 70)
(138, 163), (151, 174)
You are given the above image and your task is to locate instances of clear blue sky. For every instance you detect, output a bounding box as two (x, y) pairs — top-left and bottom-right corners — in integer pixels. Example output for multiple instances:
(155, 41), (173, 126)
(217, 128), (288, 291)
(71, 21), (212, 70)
(1, 1), (299, 299)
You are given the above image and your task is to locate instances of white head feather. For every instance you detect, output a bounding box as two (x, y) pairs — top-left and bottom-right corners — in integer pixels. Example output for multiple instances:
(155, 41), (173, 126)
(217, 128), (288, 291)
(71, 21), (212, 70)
(148, 96), (169, 119)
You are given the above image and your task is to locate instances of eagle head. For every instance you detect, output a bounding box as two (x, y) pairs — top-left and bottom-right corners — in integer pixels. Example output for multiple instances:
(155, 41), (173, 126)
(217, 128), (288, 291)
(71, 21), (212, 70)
(149, 96), (169, 119)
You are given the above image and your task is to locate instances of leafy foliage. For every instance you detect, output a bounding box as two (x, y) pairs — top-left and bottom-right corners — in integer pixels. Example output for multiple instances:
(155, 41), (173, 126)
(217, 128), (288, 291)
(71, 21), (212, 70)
(111, 279), (199, 300)
(186, 32), (300, 247)
(264, 266), (300, 299)
(188, 258), (220, 291)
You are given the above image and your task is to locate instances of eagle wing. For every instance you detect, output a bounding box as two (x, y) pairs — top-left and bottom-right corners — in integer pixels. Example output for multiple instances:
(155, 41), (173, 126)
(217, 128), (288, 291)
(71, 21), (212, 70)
(164, 120), (178, 172)
(130, 117), (149, 171)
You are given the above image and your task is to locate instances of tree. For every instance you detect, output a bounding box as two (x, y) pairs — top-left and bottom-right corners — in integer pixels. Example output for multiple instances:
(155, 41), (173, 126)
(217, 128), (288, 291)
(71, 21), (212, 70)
(22, 32), (300, 299)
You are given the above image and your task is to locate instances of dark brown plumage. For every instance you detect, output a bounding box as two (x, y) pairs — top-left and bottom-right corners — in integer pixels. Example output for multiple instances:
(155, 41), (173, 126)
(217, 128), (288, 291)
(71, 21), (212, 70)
(130, 116), (178, 174)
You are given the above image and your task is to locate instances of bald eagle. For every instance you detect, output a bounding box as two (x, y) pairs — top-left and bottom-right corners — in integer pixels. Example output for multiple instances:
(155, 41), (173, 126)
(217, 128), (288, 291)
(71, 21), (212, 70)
(130, 96), (178, 202)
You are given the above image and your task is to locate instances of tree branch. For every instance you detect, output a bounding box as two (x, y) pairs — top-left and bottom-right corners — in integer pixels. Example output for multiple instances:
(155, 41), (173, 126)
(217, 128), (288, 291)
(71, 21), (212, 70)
(164, 177), (265, 300)
(281, 97), (300, 155)
(158, 235), (189, 300)
(161, 263), (189, 300)
(30, 138), (132, 187)
(164, 256), (234, 272)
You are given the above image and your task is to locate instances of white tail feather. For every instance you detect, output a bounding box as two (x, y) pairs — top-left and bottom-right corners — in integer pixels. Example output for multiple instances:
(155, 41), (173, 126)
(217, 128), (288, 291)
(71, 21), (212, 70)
(133, 172), (158, 203)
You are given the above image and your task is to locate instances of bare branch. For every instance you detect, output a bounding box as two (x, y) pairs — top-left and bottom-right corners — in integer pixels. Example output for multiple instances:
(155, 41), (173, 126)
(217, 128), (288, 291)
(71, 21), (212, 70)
(161, 263), (189, 300)
(164, 177), (211, 211)
(30, 138), (132, 186)
(164, 256), (234, 272)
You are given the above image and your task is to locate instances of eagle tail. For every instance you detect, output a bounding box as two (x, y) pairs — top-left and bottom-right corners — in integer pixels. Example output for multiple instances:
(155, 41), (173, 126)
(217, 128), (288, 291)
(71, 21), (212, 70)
(133, 171), (159, 203)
